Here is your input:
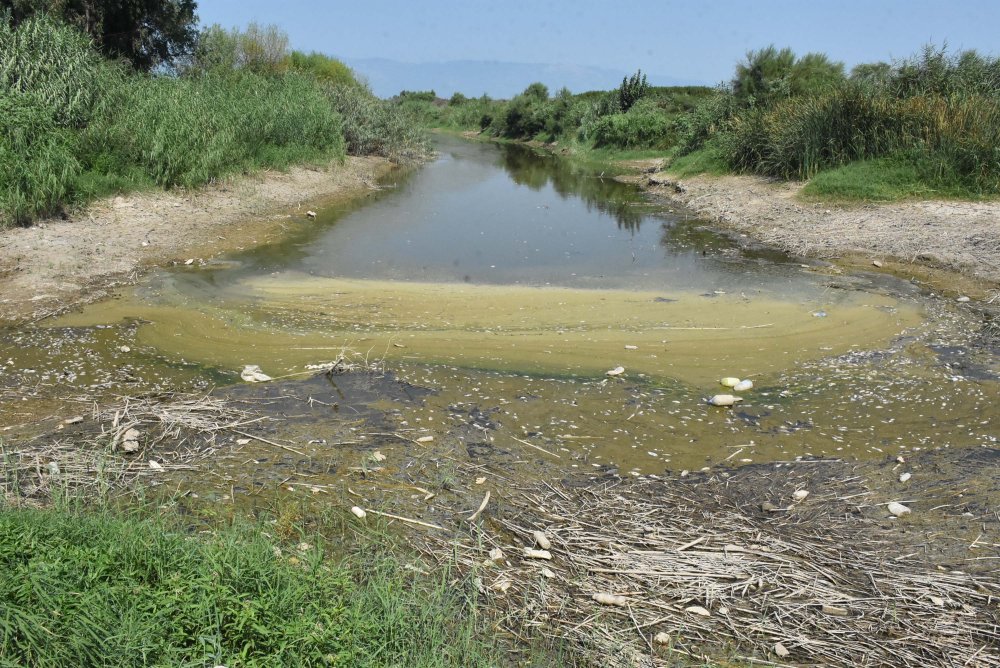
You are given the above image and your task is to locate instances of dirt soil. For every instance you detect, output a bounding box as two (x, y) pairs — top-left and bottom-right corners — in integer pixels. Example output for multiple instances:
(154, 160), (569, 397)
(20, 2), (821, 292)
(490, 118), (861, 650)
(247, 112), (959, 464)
(619, 166), (1000, 295)
(0, 156), (395, 326)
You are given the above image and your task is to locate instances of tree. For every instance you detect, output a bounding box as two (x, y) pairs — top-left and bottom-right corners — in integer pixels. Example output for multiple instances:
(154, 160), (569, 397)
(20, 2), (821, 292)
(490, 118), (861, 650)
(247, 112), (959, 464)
(617, 69), (648, 112)
(733, 46), (844, 106)
(1, 0), (198, 70)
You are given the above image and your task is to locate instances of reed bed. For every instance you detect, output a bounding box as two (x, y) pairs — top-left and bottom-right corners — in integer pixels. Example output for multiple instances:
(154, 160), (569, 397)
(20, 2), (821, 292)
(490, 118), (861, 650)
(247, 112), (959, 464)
(420, 466), (1000, 667)
(1, 392), (263, 503)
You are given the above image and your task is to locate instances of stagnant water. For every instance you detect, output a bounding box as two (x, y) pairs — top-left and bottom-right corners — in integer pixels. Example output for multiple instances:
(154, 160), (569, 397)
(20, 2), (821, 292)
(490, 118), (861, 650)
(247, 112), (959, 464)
(3, 136), (998, 478)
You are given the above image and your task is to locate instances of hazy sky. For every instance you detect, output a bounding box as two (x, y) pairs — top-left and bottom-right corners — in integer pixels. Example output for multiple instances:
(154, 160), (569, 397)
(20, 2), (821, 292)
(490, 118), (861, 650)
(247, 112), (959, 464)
(196, 0), (999, 84)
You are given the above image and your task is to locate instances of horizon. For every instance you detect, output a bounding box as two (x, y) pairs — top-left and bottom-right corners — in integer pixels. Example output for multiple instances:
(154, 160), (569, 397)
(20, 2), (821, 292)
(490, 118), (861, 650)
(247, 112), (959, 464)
(195, 0), (1000, 97)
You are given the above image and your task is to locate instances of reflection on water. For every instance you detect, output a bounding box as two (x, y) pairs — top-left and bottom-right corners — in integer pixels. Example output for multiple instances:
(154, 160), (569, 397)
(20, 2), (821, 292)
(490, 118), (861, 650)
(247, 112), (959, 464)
(498, 142), (644, 232)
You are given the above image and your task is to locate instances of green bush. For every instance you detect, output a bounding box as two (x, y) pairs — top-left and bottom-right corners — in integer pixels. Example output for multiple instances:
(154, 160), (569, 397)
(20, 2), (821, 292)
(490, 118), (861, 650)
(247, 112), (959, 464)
(587, 99), (673, 149)
(325, 84), (428, 161)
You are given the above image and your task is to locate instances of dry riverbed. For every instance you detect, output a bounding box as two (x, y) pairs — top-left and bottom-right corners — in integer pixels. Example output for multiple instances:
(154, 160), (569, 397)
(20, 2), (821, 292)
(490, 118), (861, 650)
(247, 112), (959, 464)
(620, 166), (1000, 297)
(0, 156), (394, 325)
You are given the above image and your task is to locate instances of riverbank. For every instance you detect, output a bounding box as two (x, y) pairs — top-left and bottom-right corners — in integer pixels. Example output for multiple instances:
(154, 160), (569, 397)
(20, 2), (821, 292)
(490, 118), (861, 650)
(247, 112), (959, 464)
(0, 156), (396, 326)
(621, 166), (1000, 295)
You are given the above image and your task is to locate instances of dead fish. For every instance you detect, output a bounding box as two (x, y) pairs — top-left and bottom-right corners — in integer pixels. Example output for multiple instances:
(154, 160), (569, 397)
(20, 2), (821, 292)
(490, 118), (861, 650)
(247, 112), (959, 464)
(708, 394), (743, 407)
(240, 364), (272, 382)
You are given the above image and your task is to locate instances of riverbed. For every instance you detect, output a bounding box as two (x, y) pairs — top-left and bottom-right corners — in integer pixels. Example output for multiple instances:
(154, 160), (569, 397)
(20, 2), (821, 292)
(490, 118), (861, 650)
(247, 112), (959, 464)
(3, 135), (997, 481)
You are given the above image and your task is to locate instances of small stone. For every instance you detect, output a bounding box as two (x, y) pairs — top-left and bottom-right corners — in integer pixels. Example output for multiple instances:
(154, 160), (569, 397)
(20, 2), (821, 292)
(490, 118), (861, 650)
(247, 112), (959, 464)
(47, 461), (60, 476)
(774, 642), (790, 657)
(119, 345), (131, 353)
(350, 506), (366, 519)
(488, 547), (504, 561)
(929, 595), (945, 606)
(306, 210), (317, 218)
(872, 260), (883, 268)
(605, 366), (625, 376)
(899, 472), (911, 483)
(653, 632), (672, 645)
(532, 530), (551, 550)
(592, 592), (627, 606)
(148, 460), (164, 471)
(888, 501), (911, 517)
(184, 258), (195, 265)
(371, 451), (387, 462)
(956, 296), (971, 303)
(523, 548), (552, 560)
(416, 435), (434, 443)
(793, 489), (809, 501)
(685, 605), (711, 617)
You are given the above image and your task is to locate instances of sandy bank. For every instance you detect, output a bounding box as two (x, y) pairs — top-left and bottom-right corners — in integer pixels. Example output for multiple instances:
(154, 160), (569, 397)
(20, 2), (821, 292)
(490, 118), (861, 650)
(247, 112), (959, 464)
(0, 157), (396, 325)
(620, 167), (1000, 294)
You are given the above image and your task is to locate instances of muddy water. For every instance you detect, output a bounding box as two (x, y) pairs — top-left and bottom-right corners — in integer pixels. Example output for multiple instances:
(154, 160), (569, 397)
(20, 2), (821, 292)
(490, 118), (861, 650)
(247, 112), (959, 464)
(5, 136), (999, 478)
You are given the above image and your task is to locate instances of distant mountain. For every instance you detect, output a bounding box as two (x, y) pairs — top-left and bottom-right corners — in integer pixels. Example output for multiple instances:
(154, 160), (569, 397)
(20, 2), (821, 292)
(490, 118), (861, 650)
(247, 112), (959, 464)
(342, 58), (704, 99)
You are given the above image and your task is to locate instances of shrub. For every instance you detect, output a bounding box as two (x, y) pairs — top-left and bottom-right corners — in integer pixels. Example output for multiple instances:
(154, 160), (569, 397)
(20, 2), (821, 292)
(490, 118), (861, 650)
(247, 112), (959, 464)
(287, 50), (358, 87)
(190, 23), (290, 76)
(325, 84), (428, 161)
(588, 98), (673, 149)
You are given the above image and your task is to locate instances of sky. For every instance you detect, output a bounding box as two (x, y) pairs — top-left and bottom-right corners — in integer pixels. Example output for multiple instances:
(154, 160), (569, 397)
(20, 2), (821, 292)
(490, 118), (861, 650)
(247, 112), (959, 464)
(195, 0), (1000, 92)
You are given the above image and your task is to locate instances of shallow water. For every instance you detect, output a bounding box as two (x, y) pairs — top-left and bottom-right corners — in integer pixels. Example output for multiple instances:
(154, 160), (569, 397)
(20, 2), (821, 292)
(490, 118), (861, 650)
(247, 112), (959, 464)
(6, 136), (998, 476)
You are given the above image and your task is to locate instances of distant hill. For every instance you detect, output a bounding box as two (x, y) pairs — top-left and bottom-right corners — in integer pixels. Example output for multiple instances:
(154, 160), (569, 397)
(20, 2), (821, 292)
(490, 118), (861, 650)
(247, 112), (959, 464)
(343, 58), (705, 99)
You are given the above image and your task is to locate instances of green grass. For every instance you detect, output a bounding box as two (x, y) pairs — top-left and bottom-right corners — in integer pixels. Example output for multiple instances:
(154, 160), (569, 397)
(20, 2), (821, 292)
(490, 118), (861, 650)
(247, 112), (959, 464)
(0, 505), (506, 667)
(801, 155), (993, 201)
(668, 145), (729, 178)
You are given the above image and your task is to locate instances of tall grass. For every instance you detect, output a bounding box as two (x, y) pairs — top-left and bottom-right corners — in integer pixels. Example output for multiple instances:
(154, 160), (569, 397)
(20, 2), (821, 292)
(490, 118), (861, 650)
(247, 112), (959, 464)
(86, 71), (344, 188)
(0, 16), (425, 227)
(0, 505), (505, 667)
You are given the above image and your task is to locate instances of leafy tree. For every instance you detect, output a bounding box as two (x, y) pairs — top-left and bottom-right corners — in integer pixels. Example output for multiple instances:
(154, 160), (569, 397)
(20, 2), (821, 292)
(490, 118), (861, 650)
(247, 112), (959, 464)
(733, 46), (843, 106)
(2, 0), (198, 71)
(732, 45), (796, 104)
(191, 23), (292, 76)
(617, 69), (648, 112)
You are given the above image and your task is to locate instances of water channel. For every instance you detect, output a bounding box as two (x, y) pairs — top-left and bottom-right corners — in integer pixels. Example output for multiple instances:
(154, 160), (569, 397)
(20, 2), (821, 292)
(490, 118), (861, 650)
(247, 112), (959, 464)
(3, 135), (998, 480)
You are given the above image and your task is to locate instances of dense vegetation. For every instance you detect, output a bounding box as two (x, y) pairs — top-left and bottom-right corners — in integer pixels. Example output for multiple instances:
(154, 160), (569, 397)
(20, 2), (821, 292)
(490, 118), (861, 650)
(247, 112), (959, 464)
(0, 505), (506, 667)
(0, 14), (425, 226)
(401, 45), (1000, 200)
(2, 0), (199, 71)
